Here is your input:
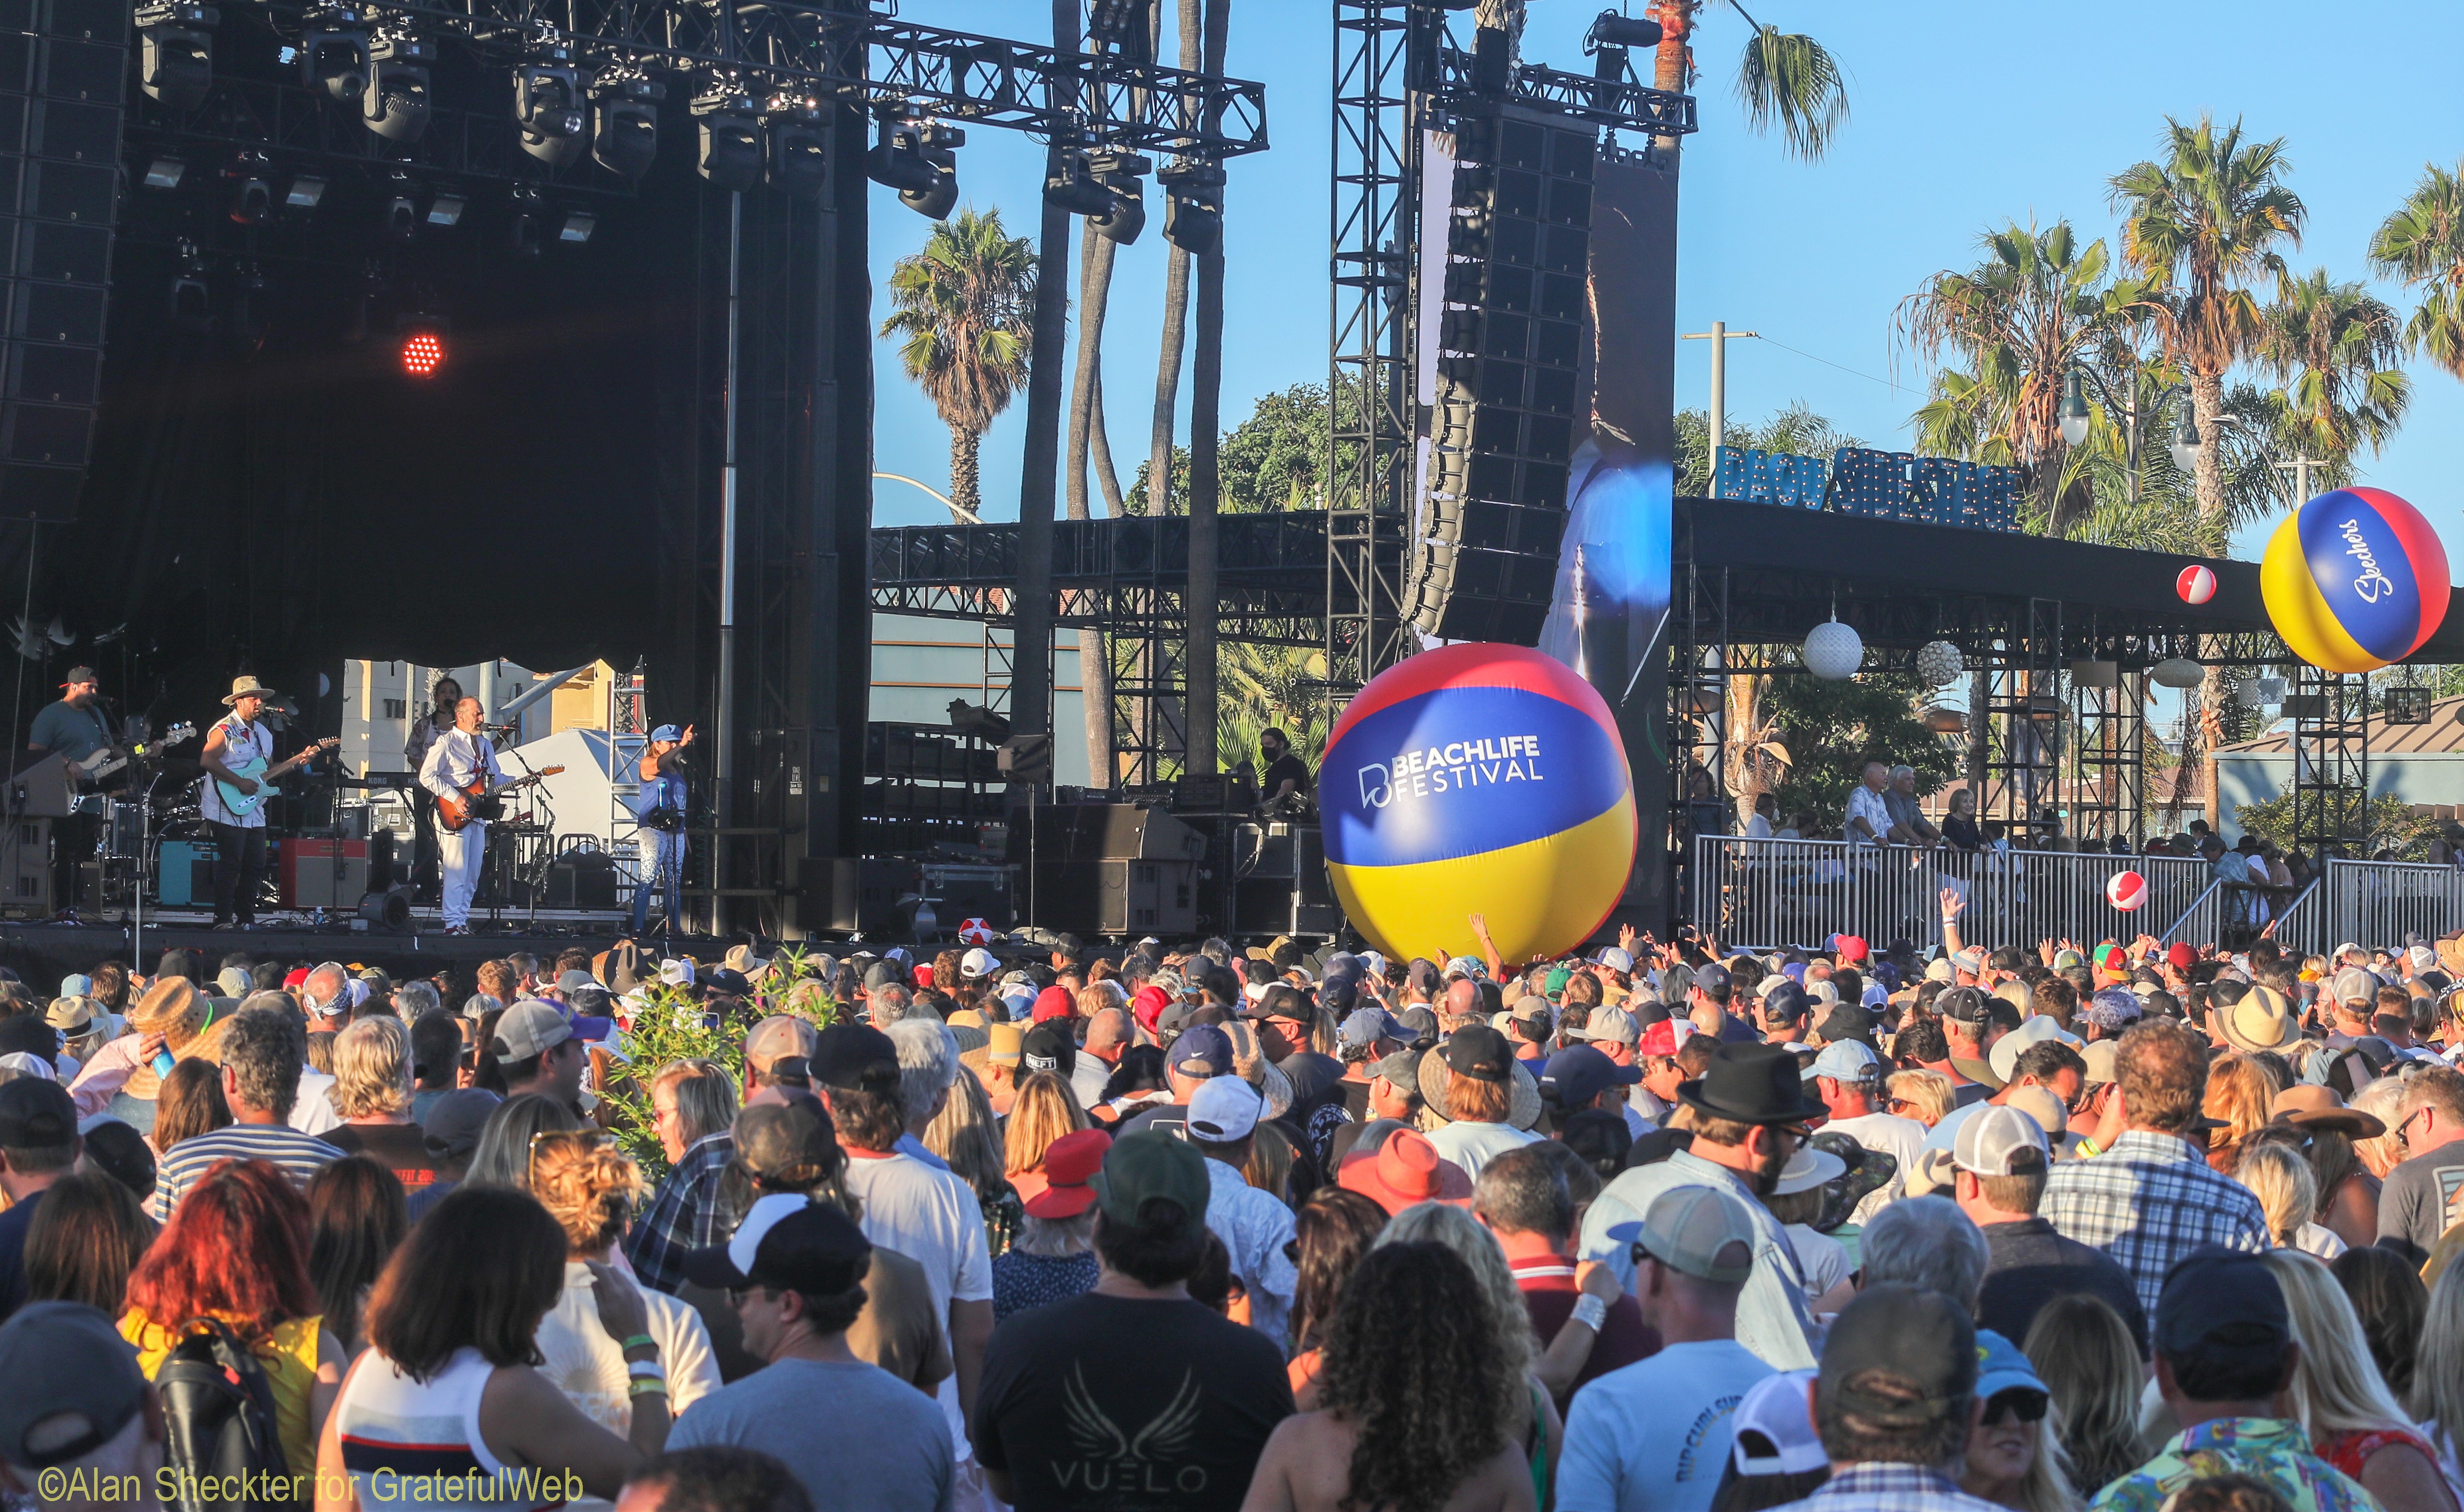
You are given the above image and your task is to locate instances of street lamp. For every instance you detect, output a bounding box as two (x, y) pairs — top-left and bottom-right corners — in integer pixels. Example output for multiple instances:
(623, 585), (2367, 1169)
(2167, 394), (2201, 475)
(2057, 368), (2091, 448)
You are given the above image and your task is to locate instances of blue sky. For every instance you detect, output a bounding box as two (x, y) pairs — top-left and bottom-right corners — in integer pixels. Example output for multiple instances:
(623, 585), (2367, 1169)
(866, 0), (2464, 567)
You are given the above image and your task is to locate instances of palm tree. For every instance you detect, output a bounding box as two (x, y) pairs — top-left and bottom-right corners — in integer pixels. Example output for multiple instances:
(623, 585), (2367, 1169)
(1897, 221), (2127, 532)
(1645, 0), (1848, 159)
(2369, 162), (2464, 382)
(1184, 0), (1229, 778)
(2256, 268), (2408, 467)
(2107, 114), (2305, 527)
(1067, 225), (1122, 785)
(878, 209), (1036, 522)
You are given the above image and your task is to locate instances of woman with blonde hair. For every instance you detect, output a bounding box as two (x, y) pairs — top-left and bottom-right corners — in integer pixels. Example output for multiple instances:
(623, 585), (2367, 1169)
(1375, 1201), (1560, 1502)
(2261, 1248), (2459, 1511)
(2200, 1055), (2275, 1176)
(648, 1059), (738, 1168)
(2410, 1254), (2464, 1500)
(2236, 1138), (2345, 1259)
(925, 1062), (1023, 1257)
(526, 1128), (721, 1445)
(1957, 1331), (2079, 1512)
(466, 1091), (586, 1188)
(1885, 1068), (1956, 1129)
(1001, 1070), (1088, 1207)
(2021, 1292), (2143, 1495)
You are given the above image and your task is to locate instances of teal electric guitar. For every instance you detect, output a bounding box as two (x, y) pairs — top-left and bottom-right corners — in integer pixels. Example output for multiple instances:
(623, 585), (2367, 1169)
(213, 736), (337, 817)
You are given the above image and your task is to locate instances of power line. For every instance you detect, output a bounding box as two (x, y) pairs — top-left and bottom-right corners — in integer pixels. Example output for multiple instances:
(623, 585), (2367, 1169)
(1752, 334), (1912, 394)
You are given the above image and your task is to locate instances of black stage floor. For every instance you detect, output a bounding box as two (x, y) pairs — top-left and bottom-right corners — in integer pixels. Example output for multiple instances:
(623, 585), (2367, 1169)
(0, 912), (728, 985)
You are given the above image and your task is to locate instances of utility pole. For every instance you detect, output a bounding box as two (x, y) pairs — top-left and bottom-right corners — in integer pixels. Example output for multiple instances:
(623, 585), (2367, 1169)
(1681, 321), (1757, 496)
(2277, 454), (2324, 505)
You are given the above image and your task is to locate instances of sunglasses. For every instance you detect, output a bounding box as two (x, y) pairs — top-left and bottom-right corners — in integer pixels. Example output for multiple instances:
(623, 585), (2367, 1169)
(1982, 1388), (2049, 1426)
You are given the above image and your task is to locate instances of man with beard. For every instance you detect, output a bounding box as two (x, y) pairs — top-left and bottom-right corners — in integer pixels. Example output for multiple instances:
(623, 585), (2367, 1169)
(1575, 1042), (1822, 1369)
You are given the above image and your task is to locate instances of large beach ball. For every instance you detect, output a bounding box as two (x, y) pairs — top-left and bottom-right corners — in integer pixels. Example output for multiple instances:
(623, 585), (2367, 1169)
(2260, 488), (2450, 674)
(1320, 643), (1636, 964)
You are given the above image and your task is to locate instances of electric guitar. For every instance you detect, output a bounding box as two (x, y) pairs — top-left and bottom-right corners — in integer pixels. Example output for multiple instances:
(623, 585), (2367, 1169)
(70, 721), (196, 784)
(212, 736), (339, 817)
(436, 765), (564, 832)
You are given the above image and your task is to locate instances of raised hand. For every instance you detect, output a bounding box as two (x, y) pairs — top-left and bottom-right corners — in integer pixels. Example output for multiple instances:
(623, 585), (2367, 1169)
(1939, 887), (1965, 920)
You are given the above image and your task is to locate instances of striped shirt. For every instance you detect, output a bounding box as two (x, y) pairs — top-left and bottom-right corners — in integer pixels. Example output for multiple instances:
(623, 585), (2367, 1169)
(150, 1122), (342, 1220)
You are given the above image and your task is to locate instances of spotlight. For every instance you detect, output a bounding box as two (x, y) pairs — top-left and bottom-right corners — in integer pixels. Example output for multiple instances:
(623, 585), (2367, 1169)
(363, 31), (432, 142)
(1158, 158), (1225, 254)
(559, 209), (595, 244)
(1044, 148), (1113, 217)
(425, 190), (465, 227)
(382, 180), (417, 240)
(396, 315), (447, 378)
(866, 110), (959, 219)
(168, 239), (211, 333)
(143, 157), (185, 190)
(299, 5), (367, 103)
(1085, 0), (1142, 48)
(227, 157), (273, 224)
(766, 100), (826, 199)
(589, 73), (662, 179)
(284, 174), (327, 209)
(136, 1), (217, 111)
(228, 263), (269, 346)
(692, 91), (762, 191)
(508, 186), (544, 258)
(1586, 10), (1663, 49)
(514, 43), (586, 168)
(1086, 149), (1149, 245)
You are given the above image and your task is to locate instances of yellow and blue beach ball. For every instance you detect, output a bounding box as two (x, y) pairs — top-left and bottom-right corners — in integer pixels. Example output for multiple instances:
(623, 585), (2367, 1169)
(2260, 487), (2449, 675)
(1320, 643), (1635, 964)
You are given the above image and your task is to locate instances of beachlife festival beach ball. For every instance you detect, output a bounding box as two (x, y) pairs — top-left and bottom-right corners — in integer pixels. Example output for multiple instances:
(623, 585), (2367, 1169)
(1320, 643), (1636, 965)
(2260, 487), (2450, 675)
(2107, 870), (2147, 912)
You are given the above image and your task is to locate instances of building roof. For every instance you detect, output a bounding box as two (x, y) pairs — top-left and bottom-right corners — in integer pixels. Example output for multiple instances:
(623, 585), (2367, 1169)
(2216, 691), (2464, 758)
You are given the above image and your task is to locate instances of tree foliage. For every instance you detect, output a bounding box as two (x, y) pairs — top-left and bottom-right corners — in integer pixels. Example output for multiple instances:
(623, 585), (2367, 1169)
(1758, 668), (1959, 831)
(2230, 791), (2435, 862)
(1128, 377), (1361, 515)
(1674, 401), (1861, 497)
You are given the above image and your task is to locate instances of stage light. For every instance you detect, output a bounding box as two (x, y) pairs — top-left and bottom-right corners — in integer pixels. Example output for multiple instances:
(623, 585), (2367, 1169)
(285, 174), (327, 210)
(1045, 149), (1114, 218)
(136, 1), (217, 111)
(589, 74), (663, 179)
(228, 158), (273, 224)
(946, 700), (1011, 745)
(1158, 158), (1225, 254)
(168, 240), (211, 333)
(299, 6), (367, 103)
(559, 209), (595, 244)
(1086, 149), (1149, 245)
(766, 101), (827, 199)
(143, 157), (185, 189)
(363, 31), (432, 142)
(228, 264), (269, 345)
(867, 110), (960, 219)
(426, 190), (466, 227)
(383, 181), (417, 239)
(1586, 11), (1664, 50)
(693, 91), (762, 191)
(508, 187), (545, 258)
(1086, 0), (1142, 47)
(2058, 368), (2090, 447)
(397, 316), (447, 378)
(514, 44), (586, 168)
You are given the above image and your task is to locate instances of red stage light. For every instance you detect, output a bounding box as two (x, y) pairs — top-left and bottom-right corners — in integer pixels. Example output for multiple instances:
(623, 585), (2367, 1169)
(400, 331), (445, 377)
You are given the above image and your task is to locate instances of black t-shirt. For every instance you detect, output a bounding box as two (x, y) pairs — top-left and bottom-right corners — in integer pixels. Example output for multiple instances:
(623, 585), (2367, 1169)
(0, 1187), (42, 1323)
(975, 1291), (1292, 1512)
(322, 1123), (442, 1202)
(1260, 753), (1311, 800)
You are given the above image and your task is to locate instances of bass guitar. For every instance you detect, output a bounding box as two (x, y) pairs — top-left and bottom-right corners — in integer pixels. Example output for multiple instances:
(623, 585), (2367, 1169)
(70, 721), (196, 784)
(212, 736), (339, 817)
(436, 765), (563, 833)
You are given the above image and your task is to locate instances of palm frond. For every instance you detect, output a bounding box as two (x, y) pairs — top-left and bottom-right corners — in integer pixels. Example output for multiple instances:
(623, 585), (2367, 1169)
(1733, 24), (1848, 161)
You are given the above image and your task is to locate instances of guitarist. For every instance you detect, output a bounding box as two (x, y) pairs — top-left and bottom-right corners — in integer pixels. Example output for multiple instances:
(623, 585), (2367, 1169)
(417, 696), (505, 936)
(198, 675), (300, 930)
(25, 664), (114, 765)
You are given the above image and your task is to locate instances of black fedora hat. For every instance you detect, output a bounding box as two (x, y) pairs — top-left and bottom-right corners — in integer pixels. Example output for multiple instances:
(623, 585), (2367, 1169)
(1676, 1042), (1826, 1126)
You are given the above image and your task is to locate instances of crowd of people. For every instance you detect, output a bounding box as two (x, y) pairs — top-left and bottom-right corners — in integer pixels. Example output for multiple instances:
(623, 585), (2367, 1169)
(5, 912), (2464, 1512)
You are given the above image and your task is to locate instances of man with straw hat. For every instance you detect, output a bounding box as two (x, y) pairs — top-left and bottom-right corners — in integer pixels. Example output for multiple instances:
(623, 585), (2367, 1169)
(199, 675), (295, 930)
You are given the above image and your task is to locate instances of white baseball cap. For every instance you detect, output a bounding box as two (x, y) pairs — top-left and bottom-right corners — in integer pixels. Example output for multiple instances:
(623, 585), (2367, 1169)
(960, 948), (1000, 980)
(1186, 1076), (1264, 1144)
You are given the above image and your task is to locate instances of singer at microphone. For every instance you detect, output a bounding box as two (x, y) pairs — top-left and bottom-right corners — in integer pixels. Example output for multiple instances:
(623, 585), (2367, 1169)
(630, 723), (695, 938)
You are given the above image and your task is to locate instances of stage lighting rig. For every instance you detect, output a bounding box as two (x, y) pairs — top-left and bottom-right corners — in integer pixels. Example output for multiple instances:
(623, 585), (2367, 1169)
(136, 0), (217, 112)
(284, 174), (327, 209)
(396, 313), (448, 377)
(1157, 158), (1224, 254)
(299, 5), (368, 103)
(765, 99), (827, 199)
(589, 72), (663, 179)
(226, 154), (273, 224)
(1583, 9), (1660, 79)
(382, 173), (418, 239)
(866, 109), (961, 219)
(693, 89), (763, 191)
(1044, 147), (1113, 218)
(1085, 0), (1143, 51)
(514, 41), (587, 168)
(508, 184), (546, 257)
(363, 30), (433, 142)
(1085, 149), (1149, 245)
(168, 240), (211, 333)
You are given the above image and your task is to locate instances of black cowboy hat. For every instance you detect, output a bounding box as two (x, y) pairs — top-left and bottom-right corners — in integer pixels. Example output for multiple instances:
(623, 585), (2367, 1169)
(1675, 1042), (1826, 1126)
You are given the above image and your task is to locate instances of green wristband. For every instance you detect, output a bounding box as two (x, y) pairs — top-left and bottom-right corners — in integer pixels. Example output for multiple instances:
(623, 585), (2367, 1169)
(621, 1335), (656, 1352)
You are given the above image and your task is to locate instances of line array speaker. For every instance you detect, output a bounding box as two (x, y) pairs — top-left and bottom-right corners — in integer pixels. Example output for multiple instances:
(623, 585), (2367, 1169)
(1408, 103), (1596, 645)
(0, 0), (124, 520)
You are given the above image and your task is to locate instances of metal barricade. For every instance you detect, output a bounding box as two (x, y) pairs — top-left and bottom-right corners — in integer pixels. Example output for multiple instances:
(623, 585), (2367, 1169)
(2323, 858), (2464, 954)
(2158, 881), (2223, 949)
(2265, 880), (2322, 957)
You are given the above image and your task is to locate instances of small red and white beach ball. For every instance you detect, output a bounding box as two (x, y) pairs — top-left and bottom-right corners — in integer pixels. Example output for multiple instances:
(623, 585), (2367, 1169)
(2177, 564), (2217, 605)
(957, 918), (999, 946)
(2107, 870), (2148, 912)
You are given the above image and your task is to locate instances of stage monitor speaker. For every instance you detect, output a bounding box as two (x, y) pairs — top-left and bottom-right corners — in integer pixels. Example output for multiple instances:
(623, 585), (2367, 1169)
(7, 751), (74, 816)
(0, 0), (129, 520)
(356, 886), (411, 931)
(1, 814), (45, 910)
(156, 837), (212, 906)
(545, 849), (618, 909)
(1098, 859), (1195, 936)
(1407, 103), (1596, 645)
(804, 856), (922, 935)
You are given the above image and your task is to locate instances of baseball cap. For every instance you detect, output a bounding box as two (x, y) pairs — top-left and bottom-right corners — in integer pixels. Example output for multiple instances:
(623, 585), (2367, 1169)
(492, 1001), (573, 1061)
(1808, 1039), (1880, 1084)
(2083, 986), (2143, 1033)
(0, 1079), (72, 1149)
(745, 1015), (815, 1064)
(811, 1023), (901, 1092)
(1832, 935), (1870, 963)
(556, 969), (596, 996)
(1975, 1329), (2048, 1403)
(1543, 966), (1573, 998)
(1570, 1004), (1638, 1046)
(2093, 944), (2128, 975)
(1760, 979), (1808, 1026)
(1167, 1023), (1235, 1079)
(1936, 986), (1990, 1024)
(1091, 1130), (1211, 1226)
(1816, 1005), (1870, 1045)
(1446, 1025), (1514, 1084)
(1593, 947), (1635, 974)
(732, 1099), (837, 1183)
(960, 947), (1000, 980)
(1729, 1370), (1825, 1479)
(1539, 1046), (1641, 1111)
(57, 666), (95, 687)
(56, 975), (91, 1001)
(1820, 1285), (1979, 1426)
(682, 1193), (870, 1295)
(649, 724), (683, 743)
(1950, 948), (1985, 975)
(2051, 948), (2084, 971)
(986, 1022), (1024, 1067)
(2002, 1085), (2075, 1154)
(1691, 963), (1732, 996)
(2166, 941), (2197, 971)
(1371, 1048), (1421, 1099)
(703, 968), (752, 999)
(1630, 1186), (1756, 1283)
(1636, 1019), (1689, 1059)
(2154, 1245), (2289, 1357)
(0, 1302), (147, 1470)
(421, 1089), (502, 1164)
(1021, 1022), (1077, 1078)
(1953, 1104), (2051, 1176)
(661, 957), (698, 987)
(2079, 1039), (2121, 1087)
(1023, 1128), (1111, 1219)
(1337, 1007), (1414, 1051)
(1187, 1076), (1265, 1143)
(1924, 957), (1955, 983)
(1988, 1015), (2083, 1084)
(2331, 967), (2377, 1006)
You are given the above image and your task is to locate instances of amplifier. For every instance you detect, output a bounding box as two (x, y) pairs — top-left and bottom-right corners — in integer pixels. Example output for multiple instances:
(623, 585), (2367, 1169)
(1, 818), (47, 911)
(546, 850), (619, 909)
(157, 839), (214, 906)
(280, 839), (369, 908)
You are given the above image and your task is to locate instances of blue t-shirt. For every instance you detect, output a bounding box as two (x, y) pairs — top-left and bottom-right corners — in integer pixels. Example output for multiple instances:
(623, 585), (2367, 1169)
(1921, 1096), (1990, 1154)
(632, 766), (686, 825)
(1558, 1339), (1775, 1512)
(28, 700), (110, 762)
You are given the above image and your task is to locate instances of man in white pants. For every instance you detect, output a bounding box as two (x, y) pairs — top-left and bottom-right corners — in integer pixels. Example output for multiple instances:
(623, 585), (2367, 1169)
(418, 697), (504, 936)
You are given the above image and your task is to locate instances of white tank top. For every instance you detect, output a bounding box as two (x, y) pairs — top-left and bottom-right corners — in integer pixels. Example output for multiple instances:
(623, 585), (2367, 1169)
(333, 1347), (570, 1511)
(199, 716), (272, 829)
